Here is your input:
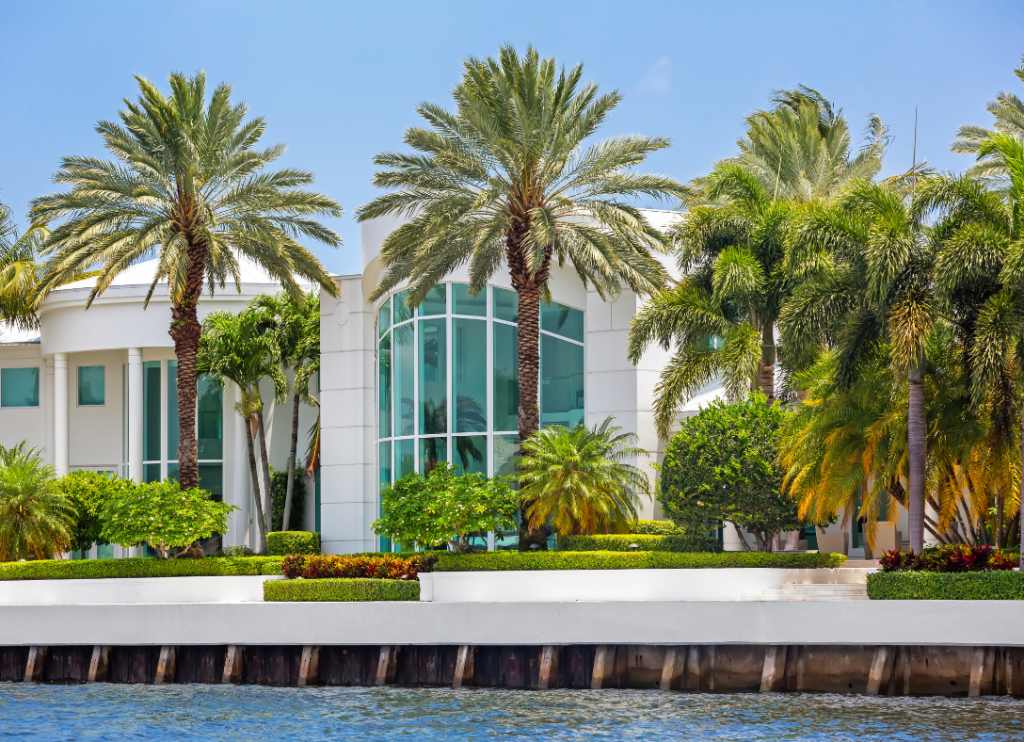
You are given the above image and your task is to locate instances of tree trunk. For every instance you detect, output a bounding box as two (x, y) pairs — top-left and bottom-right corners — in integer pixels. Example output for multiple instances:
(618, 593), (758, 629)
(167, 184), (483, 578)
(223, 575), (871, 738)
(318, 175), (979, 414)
(256, 409), (274, 536)
(907, 363), (927, 553)
(1020, 401), (1023, 569)
(168, 243), (207, 491)
(760, 323), (776, 402)
(282, 389), (301, 532)
(243, 408), (269, 554)
(514, 283), (544, 549)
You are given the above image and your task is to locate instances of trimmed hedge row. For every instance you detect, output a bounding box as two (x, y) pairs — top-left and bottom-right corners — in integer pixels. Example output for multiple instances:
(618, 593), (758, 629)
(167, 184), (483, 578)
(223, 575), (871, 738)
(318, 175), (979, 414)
(867, 571), (1024, 600)
(558, 534), (717, 553)
(0, 557), (283, 581)
(434, 550), (846, 572)
(628, 520), (685, 536)
(263, 578), (420, 602)
(266, 531), (321, 556)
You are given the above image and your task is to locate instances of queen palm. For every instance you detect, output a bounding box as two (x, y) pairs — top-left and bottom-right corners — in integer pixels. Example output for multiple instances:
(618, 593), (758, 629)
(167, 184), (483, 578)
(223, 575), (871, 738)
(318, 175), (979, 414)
(518, 417), (649, 536)
(29, 71), (341, 491)
(0, 202), (47, 330)
(357, 46), (681, 546)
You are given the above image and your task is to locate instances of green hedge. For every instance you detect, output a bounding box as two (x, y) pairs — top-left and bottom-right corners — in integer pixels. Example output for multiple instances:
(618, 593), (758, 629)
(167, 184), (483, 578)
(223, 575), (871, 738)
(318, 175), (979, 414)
(0, 556), (283, 581)
(434, 550), (846, 572)
(629, 520), (685, 536)
(264, 577), (419, 602)
(558, 534), (717, 553)
(266, 531), (321, 556)
(867, 571), (1024, 600)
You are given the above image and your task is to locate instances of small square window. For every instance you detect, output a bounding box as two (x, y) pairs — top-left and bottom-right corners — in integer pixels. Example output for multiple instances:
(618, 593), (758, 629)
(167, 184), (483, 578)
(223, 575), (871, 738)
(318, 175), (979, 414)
(78, 365), (105, 406)
(1, 367), (39, 408)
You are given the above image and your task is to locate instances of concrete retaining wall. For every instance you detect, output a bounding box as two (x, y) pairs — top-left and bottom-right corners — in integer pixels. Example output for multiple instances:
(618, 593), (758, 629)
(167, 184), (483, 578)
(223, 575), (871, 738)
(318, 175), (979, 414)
(0, 576), (283, 606)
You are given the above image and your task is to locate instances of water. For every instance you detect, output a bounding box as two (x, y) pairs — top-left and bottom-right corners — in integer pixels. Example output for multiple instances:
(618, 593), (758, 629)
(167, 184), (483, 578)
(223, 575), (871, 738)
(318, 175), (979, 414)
(1, 684), (1022, 741)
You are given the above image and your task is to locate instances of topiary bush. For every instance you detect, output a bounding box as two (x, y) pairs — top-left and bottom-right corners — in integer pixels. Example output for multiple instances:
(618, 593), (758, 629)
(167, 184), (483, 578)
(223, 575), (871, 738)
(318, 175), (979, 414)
(434, 550), (845, 572)
(266, 531), (321, 556)
(558, 534), (718, 552)
(867, 571), (1024, 599)
(0, 556), (282, 581)
(281, 552), (437, 580)
(628, 520), (685, 536)
(264, 577), (419, 602)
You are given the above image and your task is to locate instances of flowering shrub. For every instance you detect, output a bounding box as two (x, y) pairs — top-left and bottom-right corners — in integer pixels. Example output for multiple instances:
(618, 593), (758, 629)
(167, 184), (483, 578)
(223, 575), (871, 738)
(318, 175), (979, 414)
(878, 544), (1016, 573)
(281, 552), (437, 580)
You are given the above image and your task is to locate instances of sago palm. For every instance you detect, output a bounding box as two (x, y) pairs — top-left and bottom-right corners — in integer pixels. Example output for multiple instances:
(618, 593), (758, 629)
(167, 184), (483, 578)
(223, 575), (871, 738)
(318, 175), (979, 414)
(197, 310), (287, 553)
(518, 417), (649, 536)
(357, 45), (682, 546)
(0, 443), (73, 561)
(29, 71), (341, 491)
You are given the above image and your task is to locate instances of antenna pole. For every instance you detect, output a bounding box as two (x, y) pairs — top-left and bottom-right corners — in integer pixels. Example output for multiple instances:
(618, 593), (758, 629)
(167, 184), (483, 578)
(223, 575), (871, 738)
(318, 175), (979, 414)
(912, 106), (918, 190)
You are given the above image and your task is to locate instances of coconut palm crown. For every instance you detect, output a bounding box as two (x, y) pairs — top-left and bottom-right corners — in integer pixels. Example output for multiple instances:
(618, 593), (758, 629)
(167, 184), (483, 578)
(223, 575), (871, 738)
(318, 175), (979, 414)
(29, 71), (341, 490)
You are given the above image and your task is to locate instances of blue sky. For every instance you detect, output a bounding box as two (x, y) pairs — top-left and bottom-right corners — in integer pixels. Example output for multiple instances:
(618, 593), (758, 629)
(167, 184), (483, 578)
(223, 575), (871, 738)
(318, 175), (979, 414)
(2, 0), (1023, 275)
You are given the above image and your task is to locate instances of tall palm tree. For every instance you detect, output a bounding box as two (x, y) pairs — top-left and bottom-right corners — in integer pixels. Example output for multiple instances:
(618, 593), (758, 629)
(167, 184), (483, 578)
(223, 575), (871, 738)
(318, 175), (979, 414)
(250, 291), (320, 531)
(357, 45), (682, 547)
(952, 56), (1024, 183)
(0, 202), (47, 330)
(518, 417), (649, 536)
(0, 443), (73, 561)
(780, 180), (932, 551)
(29, 71), (341, 491)
(197, 310), (286, 553)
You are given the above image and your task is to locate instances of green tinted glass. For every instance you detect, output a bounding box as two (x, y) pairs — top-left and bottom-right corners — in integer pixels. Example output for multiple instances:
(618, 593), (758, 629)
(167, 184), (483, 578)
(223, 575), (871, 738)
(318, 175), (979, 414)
(453, 284), (486, 316)
(379, 333), (392, 438)
(395, 439), (415, 479)
(419, 318), (446, 434)
(493, 287), (518, 322)
(453, 435), (487, 476)
(166, 361), (179, 460)
(1, 367), (39, 408)
(421, 436), (447, 475)
(493, 322), (519, 432)
(378, 297), (391, 338)
(394, 324), (415, 436)
(77, 366), (105, 406)
(541, 335), (584, 428)
(143, 361), (161, 461)
(394, 289), (414, 323)
(453, 318), (486, 433)
(197, 373), (223, 460)
(541, 302), (584, 343)
(420, 284), (447, 316)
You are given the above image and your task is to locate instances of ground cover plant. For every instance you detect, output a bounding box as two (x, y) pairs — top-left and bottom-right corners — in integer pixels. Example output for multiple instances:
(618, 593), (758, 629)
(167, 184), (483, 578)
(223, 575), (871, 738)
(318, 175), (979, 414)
(0, 556), (282, 581)
(264, 578), (419, 602)
(867, 571), (1024, 600)
(281, 553), (435, 580)
(878, 544), (1017, 572)
(433, 551), (844, 572)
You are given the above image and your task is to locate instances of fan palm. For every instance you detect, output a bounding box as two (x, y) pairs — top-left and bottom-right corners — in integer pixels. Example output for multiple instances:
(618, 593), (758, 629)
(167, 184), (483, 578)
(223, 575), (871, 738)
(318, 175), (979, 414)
(357, 45), (682, 546)
(197, 310), (287, 553)
(518, 417), (649, 536)
(0, 443), (73, 561)
(249, 291), (320, 531)
(29, 71), (341, 491)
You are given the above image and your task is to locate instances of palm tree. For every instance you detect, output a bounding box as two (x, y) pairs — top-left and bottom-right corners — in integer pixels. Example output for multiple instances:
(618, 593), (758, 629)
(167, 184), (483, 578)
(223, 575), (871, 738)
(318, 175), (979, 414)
(0, 443), (73, 561)
(250, 291), (320, 531)
(0, 202), (47, 330)
(29, 71), (341, 491)
(197, 310), (286, 553)
(952, 55), (1024, 182)
(518, 417), (649, 536)
(779, 180), (932, 552)
(357, 45), (682, 547)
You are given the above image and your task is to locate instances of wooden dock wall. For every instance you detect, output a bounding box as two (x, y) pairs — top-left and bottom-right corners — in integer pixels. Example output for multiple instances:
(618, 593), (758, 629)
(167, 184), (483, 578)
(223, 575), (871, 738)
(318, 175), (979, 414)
(2, 644), (1022, 696)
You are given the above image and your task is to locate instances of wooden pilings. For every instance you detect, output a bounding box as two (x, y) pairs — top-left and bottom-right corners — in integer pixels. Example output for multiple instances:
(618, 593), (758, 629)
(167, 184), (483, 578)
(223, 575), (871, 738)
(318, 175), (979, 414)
(222, 645), (244, 684)
(88, 646), (110, 683)
(23, 646), (46, 682)
(154, 646), (176, 685)
(298, 646), (320, 687)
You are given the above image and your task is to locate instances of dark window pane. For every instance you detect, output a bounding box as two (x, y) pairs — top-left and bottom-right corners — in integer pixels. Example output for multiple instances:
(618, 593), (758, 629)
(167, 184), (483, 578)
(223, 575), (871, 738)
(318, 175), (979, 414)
(453, 318), (486, 433)
(143, 462), (161, 483)
(453, 283), (486, 316)
(1, 367), (39, 408)
(541, 335), (584, 428)
(541, 301), (584, 343)
(493, 322), (519, 432)
(419, 318), (447, 434)
(420, 436), (447, 475)
(166, 360), (179, 460)
(453, 435), (487, 476)
(420, 284), (447, 316)
(197, 373), (223, 460)
(143, 361), (161, 461)
(379, 333), (392, 438)
(394, 323), (415, 436)
(378, 297), (391, 338)
(77, 366), (105, 406)
(493, 287), (518, 323)
(198, 463), (223, 500)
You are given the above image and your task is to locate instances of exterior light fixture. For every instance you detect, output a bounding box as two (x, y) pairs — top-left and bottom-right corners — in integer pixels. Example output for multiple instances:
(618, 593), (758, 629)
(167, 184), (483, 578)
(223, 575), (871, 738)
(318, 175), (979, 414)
(629, 543), (640, 551)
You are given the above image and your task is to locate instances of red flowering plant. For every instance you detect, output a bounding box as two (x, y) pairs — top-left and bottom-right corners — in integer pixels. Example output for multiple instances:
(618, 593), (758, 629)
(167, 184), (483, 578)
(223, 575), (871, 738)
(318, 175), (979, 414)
(281, 553), (437, 580)
(878, 544), (1016, 573)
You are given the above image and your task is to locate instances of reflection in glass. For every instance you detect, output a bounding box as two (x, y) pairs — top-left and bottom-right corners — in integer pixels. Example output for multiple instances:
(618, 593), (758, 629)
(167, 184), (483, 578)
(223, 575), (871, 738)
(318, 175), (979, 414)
(197, 374), (223, 460)
(198, 463), (223, 500)
(378, 297), (391, 338)
(143, 361), (161, 461)
(395, 439), (415, 479)
(420, 284), (447, 316)
(379, 441), (392, 489)
(0, 367), (39, 408)
(453, 283), (486, 316)
(493, 434), (520, 479)
(493, 322), (519, 432)
(394, 322), (415, 436)
(453, 435), (487, 475)
(419, 318), (447, 434)
(394, 289), (414, 323)
(454, 318), (486, 433)
(493, 287), (518, 322)
(379, 334), (392, 438)
(541, 301), (584, 343)
(77, 366), (105, 406)
(541, 335), (585, 428)
(421, 436), (448, 475)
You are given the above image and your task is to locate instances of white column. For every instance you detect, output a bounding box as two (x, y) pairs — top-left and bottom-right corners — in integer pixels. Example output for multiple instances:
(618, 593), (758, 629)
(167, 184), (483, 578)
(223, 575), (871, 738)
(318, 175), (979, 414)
(127, 348), (144, 483)
(53, 353), (69, 476)
(44, 359), (55, 466)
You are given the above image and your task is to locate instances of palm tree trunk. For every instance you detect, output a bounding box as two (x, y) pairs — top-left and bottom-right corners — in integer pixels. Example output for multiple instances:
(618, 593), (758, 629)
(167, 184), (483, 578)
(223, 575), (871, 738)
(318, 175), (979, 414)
(760, 323), (776, 402)
(282, 389), (301, 532)
(515, 282), (544, 549)
(256, 408), (274, 535)
(243, 411), (269, 554)
(907, 362), (927, 553)
(169, 244), (207, 491)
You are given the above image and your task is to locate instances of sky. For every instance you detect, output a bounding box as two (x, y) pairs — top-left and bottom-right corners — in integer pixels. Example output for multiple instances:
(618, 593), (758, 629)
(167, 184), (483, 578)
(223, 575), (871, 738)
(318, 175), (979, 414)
(2, 0), (1024, 276)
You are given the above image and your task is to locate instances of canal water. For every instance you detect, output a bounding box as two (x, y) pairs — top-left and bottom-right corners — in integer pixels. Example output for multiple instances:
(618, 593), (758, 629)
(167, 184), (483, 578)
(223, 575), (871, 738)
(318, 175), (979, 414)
(1, 684), (1022, 740)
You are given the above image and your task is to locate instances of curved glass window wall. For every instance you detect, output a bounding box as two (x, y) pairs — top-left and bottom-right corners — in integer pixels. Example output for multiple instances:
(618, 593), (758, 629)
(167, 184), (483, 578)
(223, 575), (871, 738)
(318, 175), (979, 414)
(377, 283), (584, 547)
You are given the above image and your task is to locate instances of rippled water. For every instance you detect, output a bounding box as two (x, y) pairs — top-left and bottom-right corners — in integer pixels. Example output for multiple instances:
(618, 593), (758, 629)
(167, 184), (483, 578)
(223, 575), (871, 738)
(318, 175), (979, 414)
(1, 684), (1022, 741)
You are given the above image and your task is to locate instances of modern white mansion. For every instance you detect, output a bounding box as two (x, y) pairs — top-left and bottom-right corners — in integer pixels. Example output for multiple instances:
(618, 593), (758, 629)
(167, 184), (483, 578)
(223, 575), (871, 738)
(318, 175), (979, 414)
(0, 209), (910, 558)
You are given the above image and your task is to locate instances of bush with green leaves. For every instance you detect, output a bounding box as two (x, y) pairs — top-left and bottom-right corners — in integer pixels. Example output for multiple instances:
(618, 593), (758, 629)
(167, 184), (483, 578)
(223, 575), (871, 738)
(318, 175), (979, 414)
(629, 520), (685, 536)
(373, 464), (518, 552)
(266, 531), (321, 556)
(434, 550), (845, 572)
(100, 479), (237, 558)
(0, 556), (282, 581)
(264, 578), (419, 602)
(658, 394), (802, 551)
(557, 533), (718, 552)
(270, 468), (306, 532)
(56, 470), (134, 554)
(867, 571), (1024, 600)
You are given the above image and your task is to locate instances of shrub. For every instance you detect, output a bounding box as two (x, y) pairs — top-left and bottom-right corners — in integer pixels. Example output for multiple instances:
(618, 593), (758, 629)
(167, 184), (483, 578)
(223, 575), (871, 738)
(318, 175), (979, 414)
(658, 394), (802, 551)
(373, 464), (518, 552)
(557, 534), (718, 552)
(281, 553), (437, 580)
(219, 545), (256, 558)
(56, 471), (133, 555)
(433, 550), (845, 572)
(629, 520), (685, 536)
(878, 545), (1017, 573)
(867, 571), (1024, 600)
(0, 443), (73, 561)
(270, 468), (306, 532)
(264, 578), (419, 602)
(100, 479), (237, 558)
(0, 556), (282, 581)
(266, 531), (321, 556)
